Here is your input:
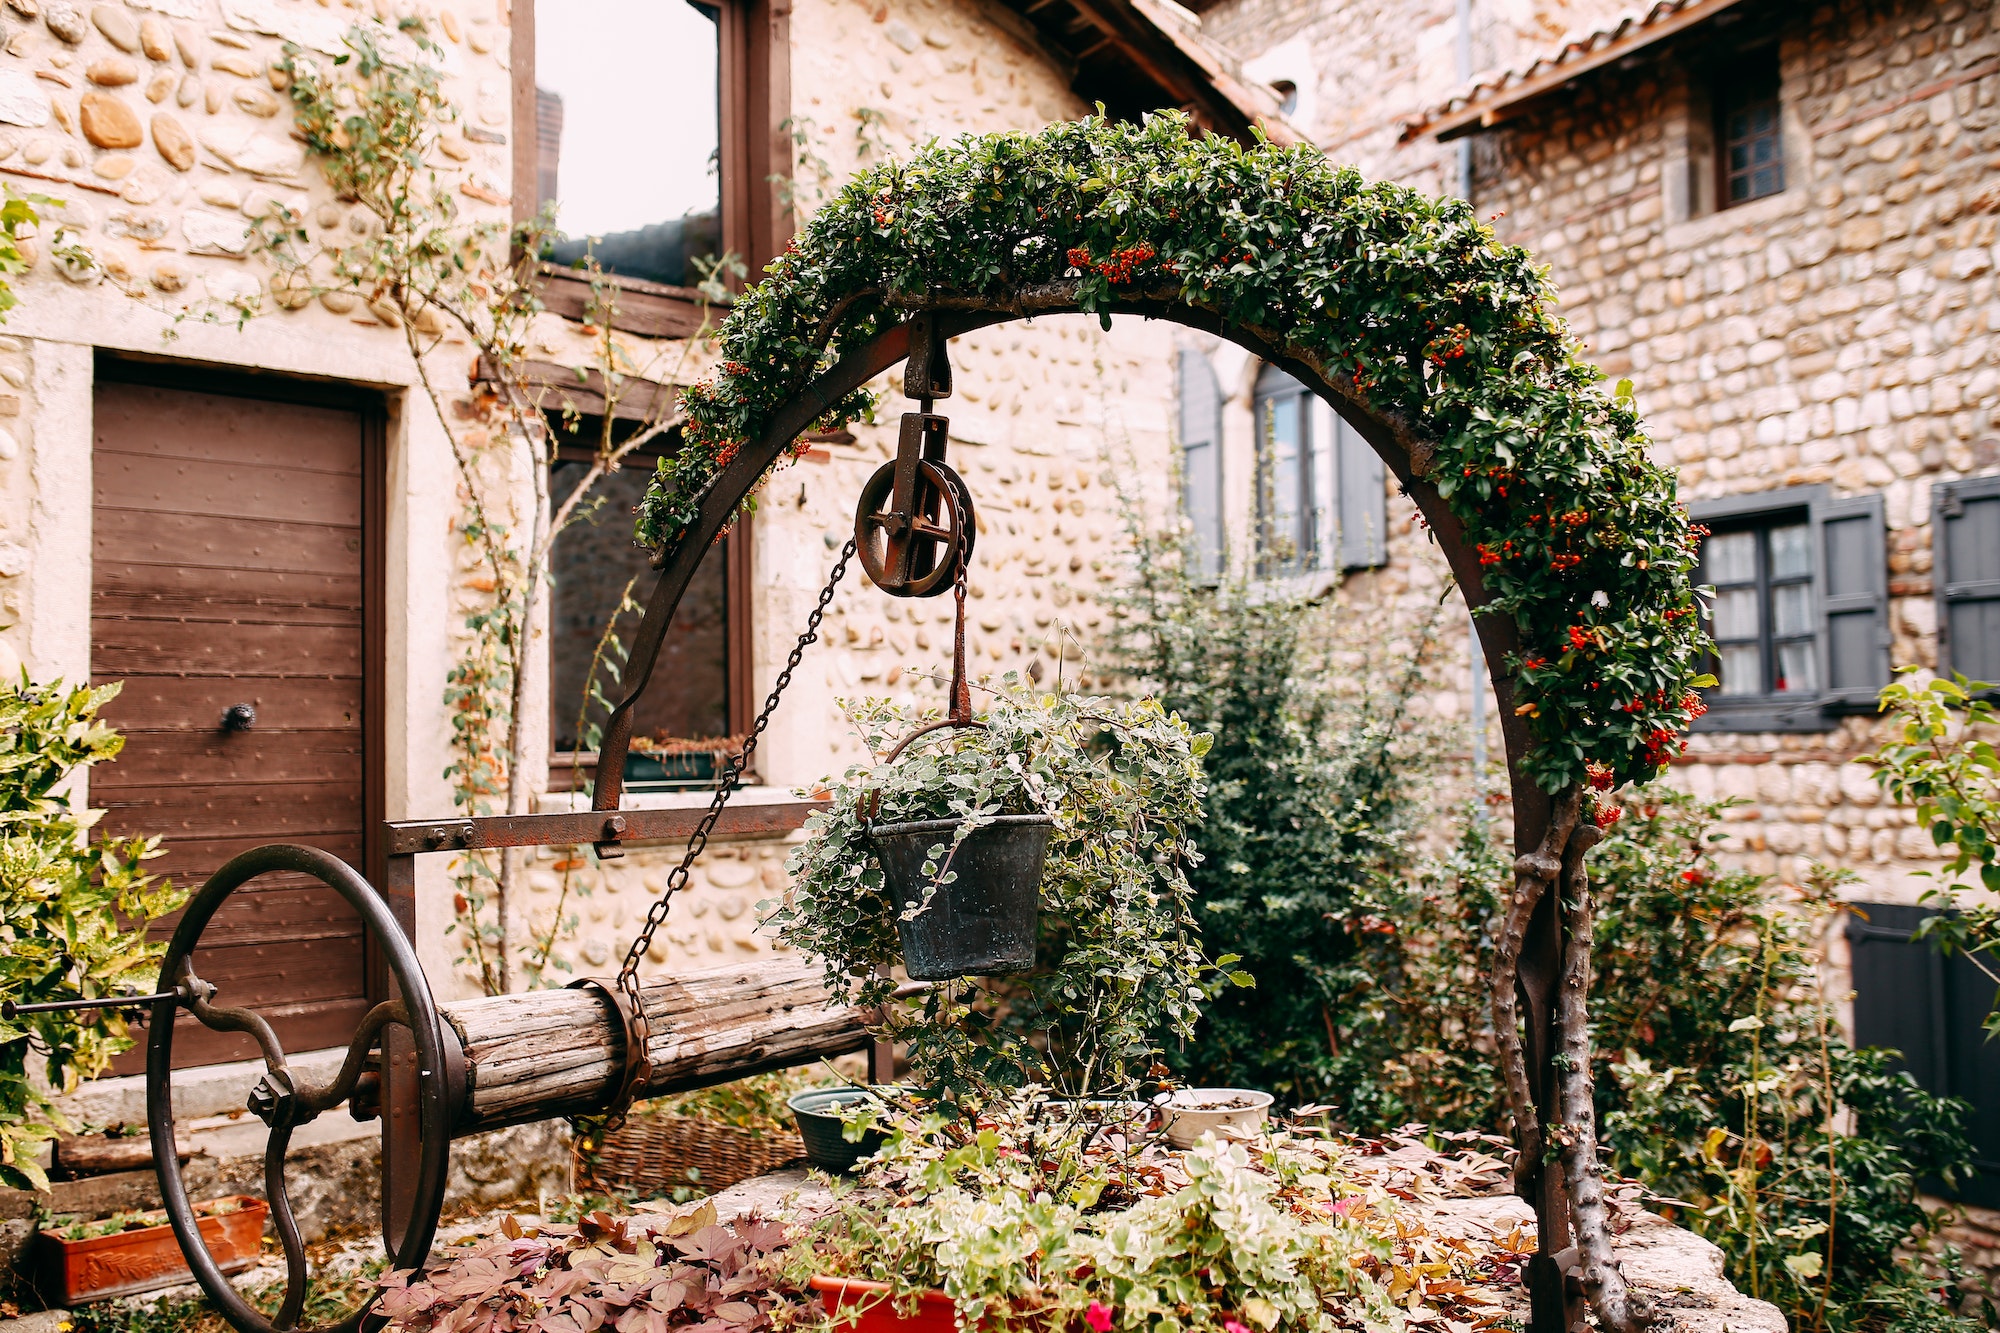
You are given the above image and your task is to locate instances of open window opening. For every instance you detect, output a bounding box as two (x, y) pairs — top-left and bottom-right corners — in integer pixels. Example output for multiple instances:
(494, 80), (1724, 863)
(515, 0), (790, 336)
(535, 0), (723, 292)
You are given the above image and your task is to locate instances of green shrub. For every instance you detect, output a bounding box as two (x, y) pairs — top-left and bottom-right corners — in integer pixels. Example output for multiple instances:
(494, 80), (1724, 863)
(1105, 524), (1456, 1108)
(0, 676), (183, 1189)
(1108, 524), (1976, 1332)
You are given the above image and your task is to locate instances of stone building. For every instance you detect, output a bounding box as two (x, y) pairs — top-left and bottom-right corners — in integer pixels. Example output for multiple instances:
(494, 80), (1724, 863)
(0, 0), (1291, 1235)
(1172, 0), (2000, 1219)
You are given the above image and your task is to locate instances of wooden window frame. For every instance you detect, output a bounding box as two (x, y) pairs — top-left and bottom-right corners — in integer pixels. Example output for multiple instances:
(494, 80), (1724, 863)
(511, 0), (793, 338)
(543, 426), (756, 790)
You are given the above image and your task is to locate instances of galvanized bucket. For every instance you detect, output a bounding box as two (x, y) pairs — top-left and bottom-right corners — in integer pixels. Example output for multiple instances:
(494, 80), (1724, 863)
(870, 813), (1054, 980)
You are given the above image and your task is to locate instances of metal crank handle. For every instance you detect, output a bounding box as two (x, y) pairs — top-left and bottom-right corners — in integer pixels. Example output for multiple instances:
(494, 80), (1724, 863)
(3, 990), (180, 1020)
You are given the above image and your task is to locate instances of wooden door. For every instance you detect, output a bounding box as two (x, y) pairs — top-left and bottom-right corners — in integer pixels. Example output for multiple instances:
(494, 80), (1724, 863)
(92, 372), (380, 1070)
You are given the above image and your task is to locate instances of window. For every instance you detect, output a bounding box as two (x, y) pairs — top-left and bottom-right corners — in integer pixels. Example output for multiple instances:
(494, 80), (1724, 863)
(535, 0), (722, 290)
(1715, 47), (1784, 208)
(548, 432), (748, 791)
(1935, 476), (2000, 686)
(1177, 348), (1224, 579)
(1331, 413), (1387, 572)
(1254, 363), (1314, 577)
(1250, 363), (1387, 579)
(1693, 486), (1889, 730)
(1848, 903), (2000, 1208)
(513, 0), (790, 336)
(1704, 522), (1817, 698)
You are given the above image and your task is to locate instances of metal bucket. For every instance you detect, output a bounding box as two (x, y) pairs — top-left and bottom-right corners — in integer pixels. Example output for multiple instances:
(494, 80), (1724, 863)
(870, 813), (1053, 980)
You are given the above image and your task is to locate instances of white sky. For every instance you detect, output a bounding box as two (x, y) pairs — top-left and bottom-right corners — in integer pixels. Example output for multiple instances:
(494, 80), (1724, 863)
(537, 0), (720, 238)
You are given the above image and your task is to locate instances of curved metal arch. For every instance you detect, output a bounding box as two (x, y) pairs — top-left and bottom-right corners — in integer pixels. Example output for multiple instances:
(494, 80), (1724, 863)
(594, 294), (1548, 842)
(591, 293), (1577, 1333)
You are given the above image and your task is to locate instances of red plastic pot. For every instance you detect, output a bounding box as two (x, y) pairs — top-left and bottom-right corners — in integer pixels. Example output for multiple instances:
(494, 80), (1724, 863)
(810, 1275), (961, 1333)
(36, 1195), (269, 1305)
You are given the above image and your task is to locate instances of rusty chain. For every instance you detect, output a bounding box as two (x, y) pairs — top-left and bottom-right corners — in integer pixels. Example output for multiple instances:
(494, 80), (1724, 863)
(591, 538), (858, 1131)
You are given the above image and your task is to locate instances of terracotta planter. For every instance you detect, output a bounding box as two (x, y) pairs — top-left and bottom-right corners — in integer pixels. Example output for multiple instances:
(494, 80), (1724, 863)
(36, 1195), (268, 1305)
(810, 1275), (961, 1333)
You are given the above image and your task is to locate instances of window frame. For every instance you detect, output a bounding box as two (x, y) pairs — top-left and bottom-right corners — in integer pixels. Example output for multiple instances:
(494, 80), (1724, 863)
(511, 0), (793, 337)
(541, 419), (755, 792)
(1692, 484), (1880, 733)
(1252, 364), (1316, 578)
(1935, 474), (2000, 688)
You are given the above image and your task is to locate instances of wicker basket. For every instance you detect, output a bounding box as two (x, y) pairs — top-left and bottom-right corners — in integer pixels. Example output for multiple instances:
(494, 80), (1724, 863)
(582, 1113), (807, 1196)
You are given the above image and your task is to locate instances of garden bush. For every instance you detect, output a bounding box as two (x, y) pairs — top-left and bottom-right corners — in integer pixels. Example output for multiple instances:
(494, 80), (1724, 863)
(0, 676), (182, 1190)
(1110, 527), (1980, 1333)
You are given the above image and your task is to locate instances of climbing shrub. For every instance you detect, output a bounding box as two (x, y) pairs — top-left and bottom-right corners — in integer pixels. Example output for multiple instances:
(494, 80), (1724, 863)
(634, 113), (1707, 795)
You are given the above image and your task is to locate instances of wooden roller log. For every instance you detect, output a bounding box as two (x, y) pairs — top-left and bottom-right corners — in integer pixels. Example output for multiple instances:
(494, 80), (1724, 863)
(441, 954), (875, 1133)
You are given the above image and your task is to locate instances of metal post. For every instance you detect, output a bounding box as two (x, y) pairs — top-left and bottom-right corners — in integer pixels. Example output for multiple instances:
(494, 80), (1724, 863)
(381, 850), (421, 1254)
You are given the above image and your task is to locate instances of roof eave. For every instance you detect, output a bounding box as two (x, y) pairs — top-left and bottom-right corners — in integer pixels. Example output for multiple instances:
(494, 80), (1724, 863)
(1400, 0), (1750, 143)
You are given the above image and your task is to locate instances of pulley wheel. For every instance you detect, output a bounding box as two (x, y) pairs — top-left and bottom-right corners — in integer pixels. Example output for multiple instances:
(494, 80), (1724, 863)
(854, 457), (976, 598)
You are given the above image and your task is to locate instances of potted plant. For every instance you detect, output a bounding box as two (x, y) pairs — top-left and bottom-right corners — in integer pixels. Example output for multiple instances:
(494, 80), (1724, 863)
(767, 679), (1240, 1100)
(36, 1196), (269, 1304)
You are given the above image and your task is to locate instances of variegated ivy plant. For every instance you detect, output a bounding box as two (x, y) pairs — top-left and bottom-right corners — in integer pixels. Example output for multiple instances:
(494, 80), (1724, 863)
(634, 113), (1706, 797)
(764, 679), (1235, 1101)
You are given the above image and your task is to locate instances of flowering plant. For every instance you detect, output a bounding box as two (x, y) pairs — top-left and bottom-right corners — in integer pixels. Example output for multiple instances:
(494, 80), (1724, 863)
(633, 113), (1705, 794)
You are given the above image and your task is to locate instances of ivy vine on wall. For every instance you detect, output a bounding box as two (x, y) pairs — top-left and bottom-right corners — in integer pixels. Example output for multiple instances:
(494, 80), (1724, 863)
(633, 113), (1708, 797)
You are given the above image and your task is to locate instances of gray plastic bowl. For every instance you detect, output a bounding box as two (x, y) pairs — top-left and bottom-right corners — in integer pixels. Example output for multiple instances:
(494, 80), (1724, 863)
(787, 1087), (889, 1174)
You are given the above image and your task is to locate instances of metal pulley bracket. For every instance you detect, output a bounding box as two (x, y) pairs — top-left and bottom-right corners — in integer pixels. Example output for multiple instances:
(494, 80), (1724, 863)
(854, 413), (976, 597)
(856, 316), (978, 598)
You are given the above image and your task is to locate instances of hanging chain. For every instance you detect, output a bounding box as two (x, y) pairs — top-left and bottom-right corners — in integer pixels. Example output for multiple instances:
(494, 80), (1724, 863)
(594, 538), (857, 1130)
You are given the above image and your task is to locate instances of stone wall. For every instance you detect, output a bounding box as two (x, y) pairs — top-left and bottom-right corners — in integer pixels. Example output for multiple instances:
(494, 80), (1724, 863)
(1459, 0), (1997, 923)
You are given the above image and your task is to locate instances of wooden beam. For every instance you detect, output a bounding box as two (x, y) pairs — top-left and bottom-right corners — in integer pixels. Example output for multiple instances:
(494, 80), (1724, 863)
(473, 353), (684, 425)
(382, 800), (825, 856)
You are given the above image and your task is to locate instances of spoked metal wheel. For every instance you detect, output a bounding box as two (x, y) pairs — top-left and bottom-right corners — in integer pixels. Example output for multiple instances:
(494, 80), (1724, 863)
(147, 845), (453, 1333)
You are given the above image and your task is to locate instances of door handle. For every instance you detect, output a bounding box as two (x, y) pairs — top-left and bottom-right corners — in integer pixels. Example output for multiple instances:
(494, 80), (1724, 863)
(221, 703), (257, 732)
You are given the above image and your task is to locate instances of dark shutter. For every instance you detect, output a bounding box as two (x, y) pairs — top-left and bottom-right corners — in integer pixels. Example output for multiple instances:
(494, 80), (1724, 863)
(1334, 415), (1387, 571)
(1814, 492), (1890, 705)
(1178, 348), (1224, 580)
(1848, 903), (2000, 1207)
(1936, 477), (2000, 686)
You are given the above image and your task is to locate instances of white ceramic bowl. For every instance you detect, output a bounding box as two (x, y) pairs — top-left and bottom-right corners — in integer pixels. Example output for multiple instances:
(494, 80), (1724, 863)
(1156, 1087), (1274, 1148)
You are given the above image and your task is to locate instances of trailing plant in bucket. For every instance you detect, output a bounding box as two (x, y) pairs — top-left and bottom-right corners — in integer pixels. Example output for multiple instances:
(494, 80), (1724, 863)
(766, 678), (1230, 1099)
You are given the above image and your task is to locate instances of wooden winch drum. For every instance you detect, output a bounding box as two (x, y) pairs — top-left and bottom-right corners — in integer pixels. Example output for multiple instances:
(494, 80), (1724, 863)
(437, 956), (877, 1135)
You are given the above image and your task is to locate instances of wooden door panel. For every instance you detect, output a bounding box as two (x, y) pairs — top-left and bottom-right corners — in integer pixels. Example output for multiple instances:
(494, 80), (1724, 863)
(91, 732), (363, 787)
(99, 677), (363, 735)
(94, 377), (375, 1072)
(92, 619), (362, 678)
(93, 509), (364, 578)
(150, 999), (376, 1070)
(96, 450), (362, 527)
(95, 783), (364, 850)
(145, 885), (368, 949)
